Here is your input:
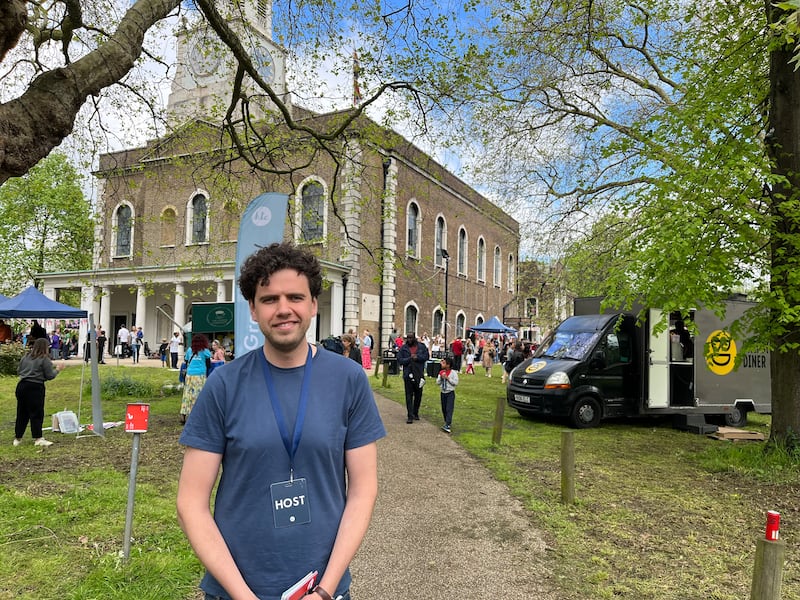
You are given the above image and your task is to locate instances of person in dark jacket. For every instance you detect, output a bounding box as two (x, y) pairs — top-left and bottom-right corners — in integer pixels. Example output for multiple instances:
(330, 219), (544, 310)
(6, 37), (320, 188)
(341, 333), (362, 364)
(396, 332), (430, 424)
(14, 338), (64, 447)
(503, 341), (525, 381)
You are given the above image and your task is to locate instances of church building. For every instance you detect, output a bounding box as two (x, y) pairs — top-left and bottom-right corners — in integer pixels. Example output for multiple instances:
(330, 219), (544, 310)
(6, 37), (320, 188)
(38, 0), (520, 356)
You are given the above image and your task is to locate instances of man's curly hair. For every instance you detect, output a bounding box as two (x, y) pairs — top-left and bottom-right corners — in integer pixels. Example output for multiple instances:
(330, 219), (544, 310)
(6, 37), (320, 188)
(238, 242), (323, 302)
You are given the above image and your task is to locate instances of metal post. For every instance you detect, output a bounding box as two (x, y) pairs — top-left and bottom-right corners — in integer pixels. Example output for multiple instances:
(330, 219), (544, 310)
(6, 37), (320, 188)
(123, 432), (141, 560)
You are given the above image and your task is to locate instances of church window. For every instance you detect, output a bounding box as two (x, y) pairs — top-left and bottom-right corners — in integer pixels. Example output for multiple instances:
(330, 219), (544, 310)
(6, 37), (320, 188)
(434, 215), (446, 266)
(493, 246), (501, 287)
(456, 312), (466, 338)
(457, 227), (467, 275)
(433, 308), (443, 338)
(404, 303), (418, 335)
(160, 207), (177, 247)
(477, 237), (486, 282)
(300, 181), (325, 242)
(113, 203), (133, 257)
(407, 201), (420, 258)
(188, 193), (209, 244)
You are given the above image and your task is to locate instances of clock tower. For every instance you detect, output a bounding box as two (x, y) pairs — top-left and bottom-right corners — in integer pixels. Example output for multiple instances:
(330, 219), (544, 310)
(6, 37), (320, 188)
(167, 0), (288, 121)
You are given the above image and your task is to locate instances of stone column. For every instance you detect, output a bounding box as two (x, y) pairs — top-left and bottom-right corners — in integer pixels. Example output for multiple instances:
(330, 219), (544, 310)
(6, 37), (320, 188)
(100, 287), (111, 336)
(174, 283), (186, 331)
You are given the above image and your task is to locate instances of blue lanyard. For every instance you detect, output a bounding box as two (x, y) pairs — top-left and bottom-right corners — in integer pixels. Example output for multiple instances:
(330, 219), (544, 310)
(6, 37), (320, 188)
(260, 345), (313, 480)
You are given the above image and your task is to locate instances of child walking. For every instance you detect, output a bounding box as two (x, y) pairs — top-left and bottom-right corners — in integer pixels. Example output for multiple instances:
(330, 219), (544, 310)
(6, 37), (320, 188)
(464, 350), (475, 374)
(158, 338), (169, 368)
(437, 355), (459, 433)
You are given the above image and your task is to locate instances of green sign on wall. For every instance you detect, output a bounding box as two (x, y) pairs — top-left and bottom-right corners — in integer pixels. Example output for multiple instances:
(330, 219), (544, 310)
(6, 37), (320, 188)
(192, 302), (234, 333)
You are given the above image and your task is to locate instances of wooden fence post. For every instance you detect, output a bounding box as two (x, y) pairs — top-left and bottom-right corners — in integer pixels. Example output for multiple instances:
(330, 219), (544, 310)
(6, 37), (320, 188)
(492, 395), (506, 445)
(561, 430), (576, 504)
(750, 538), (785, 600)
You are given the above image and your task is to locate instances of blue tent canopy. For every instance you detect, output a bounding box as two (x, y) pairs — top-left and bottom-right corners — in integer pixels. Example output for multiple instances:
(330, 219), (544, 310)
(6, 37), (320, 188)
(468, 315), (517, 334)
(0, 286), (87, 319)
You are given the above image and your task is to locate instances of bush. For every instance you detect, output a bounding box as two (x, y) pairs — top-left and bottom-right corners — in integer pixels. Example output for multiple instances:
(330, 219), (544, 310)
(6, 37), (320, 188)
(99, 373), (159, 398)
(0, 343), (26, 376)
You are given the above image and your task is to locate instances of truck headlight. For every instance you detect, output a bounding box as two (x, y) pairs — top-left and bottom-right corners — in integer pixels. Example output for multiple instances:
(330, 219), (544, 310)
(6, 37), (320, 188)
(544, 371), (571, 390)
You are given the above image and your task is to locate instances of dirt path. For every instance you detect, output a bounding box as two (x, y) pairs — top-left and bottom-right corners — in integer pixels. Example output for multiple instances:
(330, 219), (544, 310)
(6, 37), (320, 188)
(350, 393), (562, 599)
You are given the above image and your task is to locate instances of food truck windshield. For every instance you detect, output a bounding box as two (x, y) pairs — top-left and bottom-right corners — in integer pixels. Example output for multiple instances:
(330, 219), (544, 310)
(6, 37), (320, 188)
(536, 329), (602, 361)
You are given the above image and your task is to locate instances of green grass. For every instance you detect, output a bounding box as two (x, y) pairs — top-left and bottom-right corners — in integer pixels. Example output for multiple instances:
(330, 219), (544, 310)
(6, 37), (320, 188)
(371, 364), (800, 600)
(0, 364), (203, 600)
(1, 361), (798, 599)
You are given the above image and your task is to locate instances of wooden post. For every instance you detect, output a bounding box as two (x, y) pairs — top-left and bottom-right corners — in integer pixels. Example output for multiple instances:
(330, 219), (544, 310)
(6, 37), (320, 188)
(492, 396), (506, 445)
(561, 430), (576, 504)
(750, 538), (785, 600)
(381, 356), (390, 388)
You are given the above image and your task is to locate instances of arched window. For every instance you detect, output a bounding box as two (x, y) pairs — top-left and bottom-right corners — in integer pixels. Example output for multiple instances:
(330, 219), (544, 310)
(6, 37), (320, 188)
(113, 203), (133, 257)
(493, 246), (501, 287)
(477, 237), (486, 282)
(160, 207), (177, 247)
(457, 228), (467, 275)
(476, 315), (485, 326)
(406, 201), (420, 258)
(507, 254), (516, 292)
(456, 312), (466, 338)
(300, 181), (325, 242)
(404, 304), (418, 335)
(432, 308), (444, 337)
(435, 215), (446, 266)
(188, 193), (208, 244)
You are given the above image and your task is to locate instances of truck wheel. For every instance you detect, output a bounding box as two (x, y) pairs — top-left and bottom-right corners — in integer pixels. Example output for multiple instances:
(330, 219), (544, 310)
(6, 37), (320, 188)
(571, 397), (602, 429)
(724, 407), (748, 428)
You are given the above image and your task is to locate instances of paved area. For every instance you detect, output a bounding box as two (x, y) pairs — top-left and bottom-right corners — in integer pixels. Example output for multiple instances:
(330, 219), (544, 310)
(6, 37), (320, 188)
(351, 393), (561, 599)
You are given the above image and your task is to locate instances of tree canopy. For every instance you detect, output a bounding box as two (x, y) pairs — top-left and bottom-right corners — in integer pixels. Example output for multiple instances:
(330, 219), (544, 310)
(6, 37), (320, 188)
(0, 152), (93, 293)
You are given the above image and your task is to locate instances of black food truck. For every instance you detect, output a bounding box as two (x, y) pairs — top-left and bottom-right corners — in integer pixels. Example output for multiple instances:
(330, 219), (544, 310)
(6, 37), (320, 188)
(506, 297), (770, 429)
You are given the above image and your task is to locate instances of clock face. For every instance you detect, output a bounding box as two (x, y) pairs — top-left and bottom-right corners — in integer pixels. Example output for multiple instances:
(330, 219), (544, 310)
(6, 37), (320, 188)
(253, 46), (275, 84)
(188, 37), (222, 79)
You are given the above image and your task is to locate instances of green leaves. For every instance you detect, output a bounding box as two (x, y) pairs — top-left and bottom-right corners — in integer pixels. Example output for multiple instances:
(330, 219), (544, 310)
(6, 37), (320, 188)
(0, 152), (93, 293)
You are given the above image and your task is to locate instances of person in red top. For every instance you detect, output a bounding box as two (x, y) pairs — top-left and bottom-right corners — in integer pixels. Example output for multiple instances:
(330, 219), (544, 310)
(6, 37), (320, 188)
(451, 337), (464, 372)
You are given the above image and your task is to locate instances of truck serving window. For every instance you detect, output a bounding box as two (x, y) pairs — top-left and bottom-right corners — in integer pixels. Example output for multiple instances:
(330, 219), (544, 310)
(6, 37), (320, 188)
(538, 330), (601, 360)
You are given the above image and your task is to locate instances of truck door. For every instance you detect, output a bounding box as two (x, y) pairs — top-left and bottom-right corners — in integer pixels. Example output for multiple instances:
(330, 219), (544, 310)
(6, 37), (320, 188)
(647, 309), (670, 408)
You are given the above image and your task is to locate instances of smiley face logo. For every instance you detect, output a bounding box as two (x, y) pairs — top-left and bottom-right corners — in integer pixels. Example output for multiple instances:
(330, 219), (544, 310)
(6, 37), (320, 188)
(705, 330), (737, 376)
(525, 361), (547, 374)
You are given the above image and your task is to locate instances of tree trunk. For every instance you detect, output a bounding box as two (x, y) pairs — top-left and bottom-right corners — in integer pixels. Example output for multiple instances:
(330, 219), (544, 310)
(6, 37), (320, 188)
(0, 0), (181, 184)
(767, 4), (800, 448)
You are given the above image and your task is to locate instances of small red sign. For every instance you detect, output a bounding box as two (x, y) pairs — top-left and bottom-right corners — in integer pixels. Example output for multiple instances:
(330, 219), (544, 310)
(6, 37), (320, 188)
(765, 510), (780, 541)
(125, 403), (150, 433)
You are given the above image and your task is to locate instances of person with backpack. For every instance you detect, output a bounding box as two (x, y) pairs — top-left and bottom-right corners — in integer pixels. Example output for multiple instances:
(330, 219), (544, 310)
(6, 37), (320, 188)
(180, 334), (211, 424)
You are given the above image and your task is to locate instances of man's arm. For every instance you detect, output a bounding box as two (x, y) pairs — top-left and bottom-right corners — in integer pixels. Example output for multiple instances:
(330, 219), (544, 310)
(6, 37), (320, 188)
(177, 448), (259, 600)
(310, 442), (379, 599)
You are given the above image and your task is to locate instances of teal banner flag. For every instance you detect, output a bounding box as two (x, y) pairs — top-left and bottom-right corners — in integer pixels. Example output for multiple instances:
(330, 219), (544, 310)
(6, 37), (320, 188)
(234, 193), (288, 359)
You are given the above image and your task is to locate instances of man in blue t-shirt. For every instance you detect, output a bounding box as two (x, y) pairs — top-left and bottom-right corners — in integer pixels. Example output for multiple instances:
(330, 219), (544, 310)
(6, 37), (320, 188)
(177, 242), (386, 600)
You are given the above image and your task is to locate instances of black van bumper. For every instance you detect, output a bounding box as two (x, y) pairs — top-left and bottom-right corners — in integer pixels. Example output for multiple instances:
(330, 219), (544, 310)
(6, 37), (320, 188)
(506, 386), (573, 418)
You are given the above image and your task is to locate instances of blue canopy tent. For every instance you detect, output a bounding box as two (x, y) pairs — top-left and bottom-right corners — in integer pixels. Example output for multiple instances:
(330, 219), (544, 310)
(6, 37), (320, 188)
(0, 286), (87, 319)
(468, 315), (517, 334)
(0, 286), (102, 436)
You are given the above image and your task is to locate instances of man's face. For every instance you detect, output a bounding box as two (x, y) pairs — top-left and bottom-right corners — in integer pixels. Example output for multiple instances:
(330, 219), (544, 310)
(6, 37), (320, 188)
(249, 268), (318, 357)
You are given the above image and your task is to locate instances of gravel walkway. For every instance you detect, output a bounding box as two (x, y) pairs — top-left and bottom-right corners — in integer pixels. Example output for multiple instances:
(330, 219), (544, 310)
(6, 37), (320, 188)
(350, 392), (562, 599)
